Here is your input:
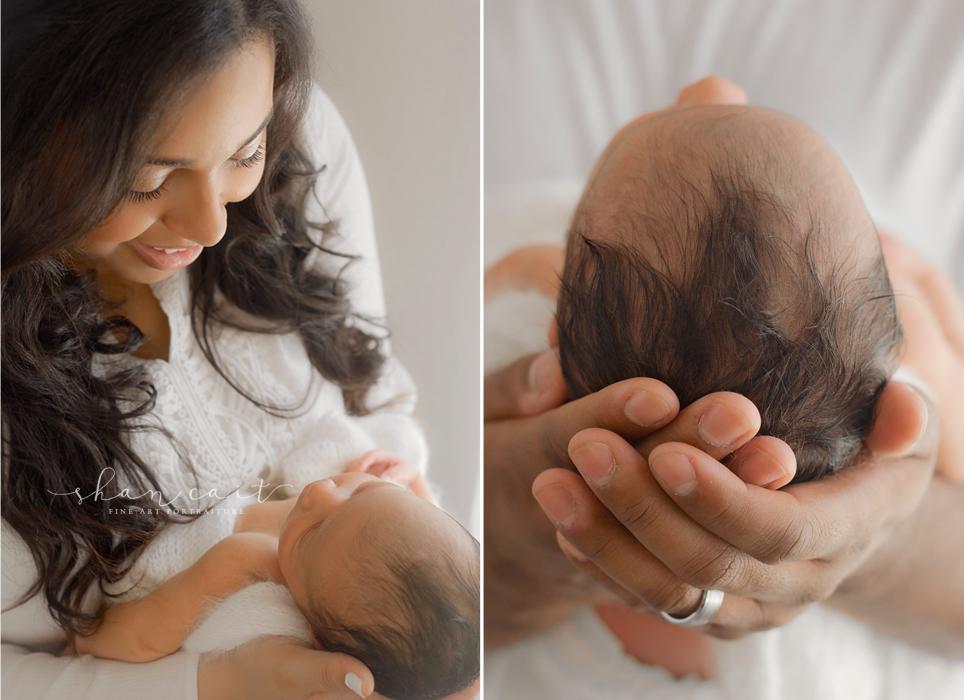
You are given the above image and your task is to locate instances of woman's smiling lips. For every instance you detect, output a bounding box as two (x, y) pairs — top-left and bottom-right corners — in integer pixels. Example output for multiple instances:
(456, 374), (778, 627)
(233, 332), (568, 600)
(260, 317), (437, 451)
(127, 239), (204, 270)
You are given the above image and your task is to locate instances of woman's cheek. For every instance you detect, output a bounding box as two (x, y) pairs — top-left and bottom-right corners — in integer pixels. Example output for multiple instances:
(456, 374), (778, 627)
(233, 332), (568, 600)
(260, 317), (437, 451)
(79, 206), (152, 256)
(226, 166), (265, 202)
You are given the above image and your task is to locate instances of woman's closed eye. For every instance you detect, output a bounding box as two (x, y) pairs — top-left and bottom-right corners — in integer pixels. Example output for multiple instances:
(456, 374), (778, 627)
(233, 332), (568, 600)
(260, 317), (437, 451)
(129, 184), (167, 204)
(127, 136), (266, 202)
(232, 143), (265, 169)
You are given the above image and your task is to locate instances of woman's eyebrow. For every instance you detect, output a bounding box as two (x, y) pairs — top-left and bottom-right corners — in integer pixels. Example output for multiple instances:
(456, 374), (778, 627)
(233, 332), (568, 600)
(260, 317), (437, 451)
(234, 108), (274, 152)
(146, 109), (274, 167)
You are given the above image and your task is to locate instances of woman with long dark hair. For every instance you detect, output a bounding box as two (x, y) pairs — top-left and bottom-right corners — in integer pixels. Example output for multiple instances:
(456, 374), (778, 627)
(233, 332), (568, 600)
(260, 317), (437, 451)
(2, 1), (443, 697)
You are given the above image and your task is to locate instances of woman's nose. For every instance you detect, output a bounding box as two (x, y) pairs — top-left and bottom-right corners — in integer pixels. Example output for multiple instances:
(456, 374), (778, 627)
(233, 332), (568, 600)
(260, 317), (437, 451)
(160, 176), (227, 247)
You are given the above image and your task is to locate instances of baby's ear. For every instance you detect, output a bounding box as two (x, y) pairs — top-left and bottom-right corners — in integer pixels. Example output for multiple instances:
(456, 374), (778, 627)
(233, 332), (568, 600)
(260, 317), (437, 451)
(548, 316), (559, 348)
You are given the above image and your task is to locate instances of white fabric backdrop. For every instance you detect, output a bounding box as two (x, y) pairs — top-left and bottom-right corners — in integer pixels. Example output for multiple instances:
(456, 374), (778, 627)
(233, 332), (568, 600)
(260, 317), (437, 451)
(485, 0), (964, 287)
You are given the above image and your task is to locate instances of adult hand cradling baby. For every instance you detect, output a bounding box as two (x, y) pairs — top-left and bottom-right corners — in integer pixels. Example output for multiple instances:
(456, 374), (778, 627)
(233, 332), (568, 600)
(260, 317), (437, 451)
(198, 638), (480, 700)
(484, 77), (964, 656)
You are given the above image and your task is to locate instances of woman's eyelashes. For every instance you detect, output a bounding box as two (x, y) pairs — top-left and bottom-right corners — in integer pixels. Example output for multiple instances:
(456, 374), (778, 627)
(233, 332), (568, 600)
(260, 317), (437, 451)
(233, 143), (265, 169)
(129, 184), (167, 204)
(127, 142), (266, 202)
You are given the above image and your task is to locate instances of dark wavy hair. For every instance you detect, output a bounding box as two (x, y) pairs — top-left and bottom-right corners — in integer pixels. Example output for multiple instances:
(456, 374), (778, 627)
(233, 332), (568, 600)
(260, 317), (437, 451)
(557, 171), (902, 482)
(2, 0), (385, 636)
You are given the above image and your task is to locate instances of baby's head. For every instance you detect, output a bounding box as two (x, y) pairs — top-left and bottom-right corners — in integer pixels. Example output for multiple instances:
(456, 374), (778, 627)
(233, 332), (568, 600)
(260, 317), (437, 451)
(557, 104), (901, 481)
(278, 473), (479, 700)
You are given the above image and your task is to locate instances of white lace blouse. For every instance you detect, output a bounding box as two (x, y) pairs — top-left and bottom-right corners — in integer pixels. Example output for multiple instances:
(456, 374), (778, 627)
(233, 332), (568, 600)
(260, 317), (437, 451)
(1, 87), (426, 699)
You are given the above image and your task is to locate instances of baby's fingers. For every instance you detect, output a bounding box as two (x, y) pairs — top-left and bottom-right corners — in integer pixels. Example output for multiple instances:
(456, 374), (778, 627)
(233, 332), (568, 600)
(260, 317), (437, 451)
(345, 449), (404, 475)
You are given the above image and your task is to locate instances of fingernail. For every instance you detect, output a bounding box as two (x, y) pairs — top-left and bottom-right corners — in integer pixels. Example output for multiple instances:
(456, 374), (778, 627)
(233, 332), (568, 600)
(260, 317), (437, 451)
(625, 390), (672, 427)
(698, 404), (752, 447)
(736, 449), (790, 487)
(528, 351), (556, 393)
(533, 484), (577, 526)
(908, 386), (929, 449)
(569, 442), (617, 487)
(345, 672), (365, 697)
(649, 452), (697, 496)
(557, 535), (588, 561)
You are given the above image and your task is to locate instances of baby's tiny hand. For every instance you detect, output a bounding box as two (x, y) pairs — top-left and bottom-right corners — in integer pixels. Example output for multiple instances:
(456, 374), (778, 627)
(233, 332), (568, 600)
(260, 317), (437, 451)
(345, 449), (435, 502)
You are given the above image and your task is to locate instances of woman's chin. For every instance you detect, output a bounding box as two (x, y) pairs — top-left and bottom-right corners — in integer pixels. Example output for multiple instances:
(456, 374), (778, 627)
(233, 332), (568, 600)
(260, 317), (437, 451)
(125, 266), (182, 286)
(90, 257), (184, 288)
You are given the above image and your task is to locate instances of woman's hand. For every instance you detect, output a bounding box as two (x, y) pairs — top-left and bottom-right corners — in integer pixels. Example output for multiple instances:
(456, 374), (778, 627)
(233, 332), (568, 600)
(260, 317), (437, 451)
(198, 637), (480, 700)
(198, 636), (377, 700)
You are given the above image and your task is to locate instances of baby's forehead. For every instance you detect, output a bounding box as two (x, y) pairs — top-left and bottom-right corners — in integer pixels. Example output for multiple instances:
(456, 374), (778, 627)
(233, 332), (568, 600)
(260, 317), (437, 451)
(302, 488), (471, 577)
(612, 104), (806, 159)
(596, 105), (820, 198)
(300, 493), (476, 621)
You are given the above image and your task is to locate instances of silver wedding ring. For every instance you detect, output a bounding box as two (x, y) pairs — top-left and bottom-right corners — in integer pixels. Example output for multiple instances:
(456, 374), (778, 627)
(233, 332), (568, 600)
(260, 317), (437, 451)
(659, 589), (724, 627)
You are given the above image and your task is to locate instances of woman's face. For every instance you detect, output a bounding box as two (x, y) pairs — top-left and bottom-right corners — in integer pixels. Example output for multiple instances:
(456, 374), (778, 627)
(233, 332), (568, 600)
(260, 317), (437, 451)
(76, 39), (276, 286)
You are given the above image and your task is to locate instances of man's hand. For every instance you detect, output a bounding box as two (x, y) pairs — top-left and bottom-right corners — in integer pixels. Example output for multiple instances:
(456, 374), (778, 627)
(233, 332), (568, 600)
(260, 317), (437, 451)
(533, 380), (935, 639)
(485, 349), (793, 647)
(881, 231), (964, 479)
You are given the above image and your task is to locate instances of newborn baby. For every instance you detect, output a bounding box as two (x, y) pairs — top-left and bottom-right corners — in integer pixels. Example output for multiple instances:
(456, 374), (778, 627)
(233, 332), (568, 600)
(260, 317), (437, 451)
(492, 102), (902, 484)
(66, 451), (480, 700)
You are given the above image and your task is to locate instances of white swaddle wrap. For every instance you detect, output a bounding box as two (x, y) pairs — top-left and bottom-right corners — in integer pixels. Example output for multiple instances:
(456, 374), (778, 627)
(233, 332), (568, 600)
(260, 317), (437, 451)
(182, 582), (312, 653)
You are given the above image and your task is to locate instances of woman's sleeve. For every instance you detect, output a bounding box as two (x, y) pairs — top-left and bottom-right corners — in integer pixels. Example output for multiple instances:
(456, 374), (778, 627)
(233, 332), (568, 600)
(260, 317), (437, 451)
(301, 85), (389, 343)
(2, 644), (199, 700)
(294, 86), (428, 471)
(1, 523), (202, 700)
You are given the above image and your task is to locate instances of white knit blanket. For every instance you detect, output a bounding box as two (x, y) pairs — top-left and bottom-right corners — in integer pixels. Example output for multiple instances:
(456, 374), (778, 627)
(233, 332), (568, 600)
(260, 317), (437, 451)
(182, 582), (312, 653)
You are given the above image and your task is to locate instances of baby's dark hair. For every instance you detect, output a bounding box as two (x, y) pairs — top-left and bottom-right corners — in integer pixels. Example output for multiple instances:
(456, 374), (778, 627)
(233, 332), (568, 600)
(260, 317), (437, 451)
(305, 524), (480, 700)
(557, 170), (901, 482)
